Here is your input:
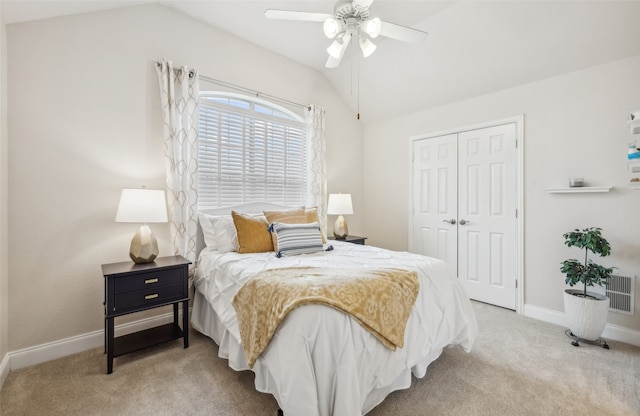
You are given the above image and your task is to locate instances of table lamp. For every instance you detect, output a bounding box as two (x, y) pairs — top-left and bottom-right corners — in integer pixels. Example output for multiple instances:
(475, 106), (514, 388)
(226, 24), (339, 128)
(327, 193), (353, 239)
(115, 188), (168, 264)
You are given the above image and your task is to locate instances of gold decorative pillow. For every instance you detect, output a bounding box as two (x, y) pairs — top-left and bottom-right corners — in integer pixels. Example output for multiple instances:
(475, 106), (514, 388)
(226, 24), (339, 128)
(305, 206), (327, 243)
(231, 211), (274, 253)
(263, 207), (306, 224)
(263, 207), (307, 251)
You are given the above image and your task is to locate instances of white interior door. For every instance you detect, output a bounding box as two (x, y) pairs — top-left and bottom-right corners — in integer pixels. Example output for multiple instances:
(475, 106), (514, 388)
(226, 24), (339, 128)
(412, 134), (458, 270)
(457, 124), (517, 310)
(411, 123), (517, 310)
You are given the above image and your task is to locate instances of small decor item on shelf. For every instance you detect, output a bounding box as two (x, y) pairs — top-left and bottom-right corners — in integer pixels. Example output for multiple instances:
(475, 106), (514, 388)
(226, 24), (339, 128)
(629, 108), (640, 134)
(568, 177), (584, 187)
(627, 141), (640, 160)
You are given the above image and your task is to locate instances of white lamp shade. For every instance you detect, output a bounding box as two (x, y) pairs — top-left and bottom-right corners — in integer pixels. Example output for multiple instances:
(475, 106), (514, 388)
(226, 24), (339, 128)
(327, 193), (354, 215)
(115, 189), (168, 223)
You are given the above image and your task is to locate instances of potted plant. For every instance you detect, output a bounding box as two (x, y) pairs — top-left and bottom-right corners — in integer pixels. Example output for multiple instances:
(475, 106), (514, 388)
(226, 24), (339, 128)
(560, 227), (614, 342)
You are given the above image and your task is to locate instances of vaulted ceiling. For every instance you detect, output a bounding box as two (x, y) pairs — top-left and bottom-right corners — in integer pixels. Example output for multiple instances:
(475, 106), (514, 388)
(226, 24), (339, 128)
(4, 1), (640, 121)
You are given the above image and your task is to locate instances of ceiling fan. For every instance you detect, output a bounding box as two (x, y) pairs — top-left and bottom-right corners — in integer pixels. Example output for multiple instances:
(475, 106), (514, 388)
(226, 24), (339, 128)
(265, 0), (429, 68)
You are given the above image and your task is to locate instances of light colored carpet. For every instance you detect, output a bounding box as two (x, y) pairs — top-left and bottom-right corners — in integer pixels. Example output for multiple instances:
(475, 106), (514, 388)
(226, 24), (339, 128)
(1, 301), (638, 415)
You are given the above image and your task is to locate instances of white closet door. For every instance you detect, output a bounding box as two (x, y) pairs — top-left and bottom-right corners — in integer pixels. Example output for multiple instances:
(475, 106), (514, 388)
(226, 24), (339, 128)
(411, 123), (517, 310)
(412, 134), (458, 272)
(457, 123), (517, 310)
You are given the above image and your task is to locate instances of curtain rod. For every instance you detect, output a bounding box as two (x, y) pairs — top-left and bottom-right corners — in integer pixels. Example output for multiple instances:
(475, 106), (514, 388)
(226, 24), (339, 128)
(157, 61), (310, 111)
(199, 74), (310, 111)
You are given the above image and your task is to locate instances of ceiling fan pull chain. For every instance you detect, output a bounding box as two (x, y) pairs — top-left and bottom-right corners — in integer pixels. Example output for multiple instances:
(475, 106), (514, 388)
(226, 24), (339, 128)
(350, 61), (353, 96)
(357, 60), (361, 120)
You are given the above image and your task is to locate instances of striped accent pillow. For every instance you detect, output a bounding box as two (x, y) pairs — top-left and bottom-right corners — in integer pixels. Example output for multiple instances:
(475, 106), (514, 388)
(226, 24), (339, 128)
(269, 222), (324, 257)
(263, 207), (306, 252)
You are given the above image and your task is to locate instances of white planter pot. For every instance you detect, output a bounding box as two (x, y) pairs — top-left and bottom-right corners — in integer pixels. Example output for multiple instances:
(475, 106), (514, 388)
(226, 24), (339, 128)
(563, 289), (609, 341)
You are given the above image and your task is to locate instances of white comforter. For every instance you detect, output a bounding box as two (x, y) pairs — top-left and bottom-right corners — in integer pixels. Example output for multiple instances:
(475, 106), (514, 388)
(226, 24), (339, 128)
(192, 241), (477, 416)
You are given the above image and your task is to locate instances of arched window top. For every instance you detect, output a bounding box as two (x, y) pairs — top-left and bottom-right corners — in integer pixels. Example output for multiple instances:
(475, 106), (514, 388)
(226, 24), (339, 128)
(200, 91), (304, 123)
(197, 91), (307, 209)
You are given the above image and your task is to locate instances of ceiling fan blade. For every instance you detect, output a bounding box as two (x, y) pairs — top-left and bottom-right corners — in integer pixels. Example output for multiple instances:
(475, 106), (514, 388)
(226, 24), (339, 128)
(264, 9), (332, 22)
(379, 21), (428, 44)
(325, 55), (342, 69)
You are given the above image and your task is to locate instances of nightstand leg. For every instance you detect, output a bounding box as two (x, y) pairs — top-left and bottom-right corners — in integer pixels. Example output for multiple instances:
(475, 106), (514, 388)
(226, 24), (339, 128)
(173, 303), (179, 330)
(106, 317), (114, 374)
(182, 299), (189, 348)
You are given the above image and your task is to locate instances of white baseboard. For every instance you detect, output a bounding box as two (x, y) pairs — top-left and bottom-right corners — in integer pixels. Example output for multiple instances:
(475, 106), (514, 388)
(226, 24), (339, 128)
(523, 304), (566, 326)
(601, 323), (640, 347)
(8, 311), (178, 372)
(523, 304), (640, 347)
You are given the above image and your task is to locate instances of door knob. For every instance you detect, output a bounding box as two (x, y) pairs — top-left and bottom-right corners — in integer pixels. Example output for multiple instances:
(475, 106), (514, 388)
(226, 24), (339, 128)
(442, 219), (456, 225)
(459, 219), (469, 225)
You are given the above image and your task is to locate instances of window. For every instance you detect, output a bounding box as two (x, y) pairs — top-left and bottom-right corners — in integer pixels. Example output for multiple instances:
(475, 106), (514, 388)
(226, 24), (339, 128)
(198, 92), (307, 209)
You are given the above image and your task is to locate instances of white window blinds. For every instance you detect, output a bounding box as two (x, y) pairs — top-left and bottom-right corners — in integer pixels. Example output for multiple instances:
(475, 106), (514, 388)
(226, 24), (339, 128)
(198, 93), (307, 209)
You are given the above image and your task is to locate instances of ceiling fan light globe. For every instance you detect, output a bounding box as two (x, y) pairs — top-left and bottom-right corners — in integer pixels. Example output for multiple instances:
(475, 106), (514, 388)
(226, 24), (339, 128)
(359, 36), (376, 57)
(362, 17), (381, 38)
(323, 17), (342, 38)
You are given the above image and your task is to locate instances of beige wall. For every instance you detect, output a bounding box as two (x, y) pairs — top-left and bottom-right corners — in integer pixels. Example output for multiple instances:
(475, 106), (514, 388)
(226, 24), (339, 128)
(6, 4), (362, 352)
(1, 5), (9, 374)
(363, 55), (640, 332)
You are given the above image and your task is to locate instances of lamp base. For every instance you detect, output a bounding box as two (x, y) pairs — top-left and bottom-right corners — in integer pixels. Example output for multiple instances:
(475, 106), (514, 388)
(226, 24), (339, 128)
(333, 215), (349, 239)
(129, 224), (159, 264)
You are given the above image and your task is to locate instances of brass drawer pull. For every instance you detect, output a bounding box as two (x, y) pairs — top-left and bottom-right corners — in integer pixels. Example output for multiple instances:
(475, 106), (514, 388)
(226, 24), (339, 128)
(145, 278), (159, 284)
(144, 294), (159, 300)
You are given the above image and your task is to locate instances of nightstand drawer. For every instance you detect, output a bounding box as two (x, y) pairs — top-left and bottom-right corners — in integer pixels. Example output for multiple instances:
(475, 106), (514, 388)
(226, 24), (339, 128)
(115, 268), (183, 294)
(114, 284), (186, 313)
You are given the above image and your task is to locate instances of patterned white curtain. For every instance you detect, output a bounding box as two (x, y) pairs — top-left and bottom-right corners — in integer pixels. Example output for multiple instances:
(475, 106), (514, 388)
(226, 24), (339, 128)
(156, 59), (199, 266)
(305, 105), (328, 234)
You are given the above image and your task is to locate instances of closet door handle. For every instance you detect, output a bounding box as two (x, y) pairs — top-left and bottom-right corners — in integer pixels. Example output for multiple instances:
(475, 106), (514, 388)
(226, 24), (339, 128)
(442, 219), (456, 225)
(459, 219), (469, 225)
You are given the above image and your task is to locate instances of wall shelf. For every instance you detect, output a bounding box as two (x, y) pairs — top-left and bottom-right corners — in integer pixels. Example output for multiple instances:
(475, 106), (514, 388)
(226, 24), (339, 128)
(545, 186), (613, 194)
(629, 182), (640, 190)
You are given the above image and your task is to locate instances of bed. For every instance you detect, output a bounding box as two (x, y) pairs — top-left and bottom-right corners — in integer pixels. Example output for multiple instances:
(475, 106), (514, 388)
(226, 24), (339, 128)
(191, 203), (478, 416)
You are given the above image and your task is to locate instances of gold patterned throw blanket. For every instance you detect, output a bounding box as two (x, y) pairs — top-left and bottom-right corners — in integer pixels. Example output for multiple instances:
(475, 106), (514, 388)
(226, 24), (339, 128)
(232, 267), (420, 368)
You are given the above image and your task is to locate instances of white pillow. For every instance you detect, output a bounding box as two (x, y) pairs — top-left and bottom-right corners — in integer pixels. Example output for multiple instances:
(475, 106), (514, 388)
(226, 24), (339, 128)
(199, 213), (238, 252)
